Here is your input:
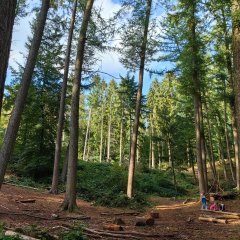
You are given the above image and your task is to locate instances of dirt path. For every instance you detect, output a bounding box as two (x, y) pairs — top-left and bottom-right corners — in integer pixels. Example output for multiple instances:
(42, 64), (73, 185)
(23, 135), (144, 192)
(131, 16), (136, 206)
(0, 184), (240, 239)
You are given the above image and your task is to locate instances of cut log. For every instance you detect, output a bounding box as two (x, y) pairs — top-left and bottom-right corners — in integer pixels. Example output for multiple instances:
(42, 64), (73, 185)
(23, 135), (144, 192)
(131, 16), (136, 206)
(200, 209), (240, 216)
(135, 216), (154, 226)
(113, 217), (125, 225)
(100, 211), (139, 216)
(5, 230), (39, 240)
(149, 212), (159, 219)
(199, 216), (227, 224)
(103, 224), (124, 231)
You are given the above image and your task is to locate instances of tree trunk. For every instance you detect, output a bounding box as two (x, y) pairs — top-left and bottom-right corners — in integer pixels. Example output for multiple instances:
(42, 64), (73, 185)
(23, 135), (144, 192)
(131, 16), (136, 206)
(107, 97), (112, 162)
(223, 80), (236, 182)
(99, 104), (104, 163)
(149, 135), (152, 169)
(157, 142), (161, 169)
(50, 0), (78, 194)
(190, 1), (207, 194)
(0, 0), (17, 117)
(0, 0), (50, 188)
(61, 145), (69, 183)
(219, 142), (228, 181)
(83, 108), (91, 161)
(127, 0), (152, 198)
(119, 109), (123, 166)
(168, 136), (176, 188)
(204, 101), (217, 180)
(62, 0), (94, 211)
(232, 0), (240, 191)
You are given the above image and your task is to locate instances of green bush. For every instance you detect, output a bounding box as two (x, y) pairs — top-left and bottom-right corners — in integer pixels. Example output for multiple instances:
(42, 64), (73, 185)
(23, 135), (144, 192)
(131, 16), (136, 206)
(76, 161), (191, 208)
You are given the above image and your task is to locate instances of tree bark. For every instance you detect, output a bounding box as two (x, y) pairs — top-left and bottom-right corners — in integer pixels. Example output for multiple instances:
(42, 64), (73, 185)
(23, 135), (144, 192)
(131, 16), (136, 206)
(223, 80), (236, 182)
(119, 109), (124, 165)
(62, 0), (94, 211)
(83, 108), (91, 161)
(107, 96), (112, 162)
(204, 101), (217, 180)
(127, 0), (152, 198)
(232, 0), (240, 191)
(0, 0), (17, 117)
(0, 0), (50, 188)
(61, 144), (69, 183)
(50, 0), (78, 194)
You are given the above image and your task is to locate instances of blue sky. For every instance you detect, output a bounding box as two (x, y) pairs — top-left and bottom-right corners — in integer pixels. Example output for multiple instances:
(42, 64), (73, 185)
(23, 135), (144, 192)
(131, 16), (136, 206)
(7, 0), (167, 95)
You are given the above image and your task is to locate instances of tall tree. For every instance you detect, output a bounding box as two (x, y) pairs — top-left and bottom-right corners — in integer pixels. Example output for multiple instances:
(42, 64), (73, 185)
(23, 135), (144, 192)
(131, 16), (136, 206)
(0, 0), (50, 188)
(49, 0), (78, 193)
(62, 0), (94, 211)
(232, 0), (240, 191)
(0, 0), (17, 117)
(126, 0), (153, 198)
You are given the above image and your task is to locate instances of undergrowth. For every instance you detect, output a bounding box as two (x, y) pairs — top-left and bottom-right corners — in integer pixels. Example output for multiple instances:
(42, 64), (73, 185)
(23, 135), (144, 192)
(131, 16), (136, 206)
(76, 161), (195, 208)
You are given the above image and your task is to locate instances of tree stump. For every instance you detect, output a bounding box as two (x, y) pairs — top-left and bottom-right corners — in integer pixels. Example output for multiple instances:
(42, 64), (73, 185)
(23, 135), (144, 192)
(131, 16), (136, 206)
(135, 216), (154, 226)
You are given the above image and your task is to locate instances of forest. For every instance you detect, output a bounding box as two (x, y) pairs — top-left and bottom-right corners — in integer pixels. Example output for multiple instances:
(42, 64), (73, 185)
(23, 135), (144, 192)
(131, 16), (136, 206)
(1, 0), (240, 239)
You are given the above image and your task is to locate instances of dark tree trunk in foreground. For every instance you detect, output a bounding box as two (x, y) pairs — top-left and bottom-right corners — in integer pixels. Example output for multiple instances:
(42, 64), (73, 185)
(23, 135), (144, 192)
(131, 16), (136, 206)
(0, 0), (50, 188)
(62, 0), (94, 211)
(127, 0), (152, 198)
(232, 0), (240, 191)
(0, 0), (17, 117)
(50, 0), (77, 194)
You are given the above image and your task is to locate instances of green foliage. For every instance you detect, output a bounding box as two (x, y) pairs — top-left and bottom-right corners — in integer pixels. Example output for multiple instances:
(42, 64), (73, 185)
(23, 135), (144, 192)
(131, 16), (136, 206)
(77, 161), (192, 208)
(0, 223), (21, 240)
(59, 226), (87, 240)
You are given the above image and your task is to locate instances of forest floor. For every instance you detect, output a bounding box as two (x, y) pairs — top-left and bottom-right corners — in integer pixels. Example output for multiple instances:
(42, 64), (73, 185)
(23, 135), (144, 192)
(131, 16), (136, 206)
(0, 183), (240, 240)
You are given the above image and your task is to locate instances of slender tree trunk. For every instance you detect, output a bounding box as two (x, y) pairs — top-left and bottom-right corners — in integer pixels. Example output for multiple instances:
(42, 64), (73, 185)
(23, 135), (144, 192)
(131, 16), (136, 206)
(127, 0), (152, 198)
(107, 97), (112, 162)
(0, 0), (17, 117)
(232, 0), (240, 190)
(204, 101), (217, 179)
(83, 108), (91, 161)
(62, 0), (94, 211)
(119, 109), (123, 166)
(219, 142), (228, 181)
(0, 0), (50, 188)
(187, 143), (197, 183)
(223, 82), (236, 182)
(168, 137), (176, 188)
(61, 144), (69, 183)
(149, 135), (152, 169)
(50, 0), (77, 194)
(99, 105), (104, 163)
(157, 141), (161, 169)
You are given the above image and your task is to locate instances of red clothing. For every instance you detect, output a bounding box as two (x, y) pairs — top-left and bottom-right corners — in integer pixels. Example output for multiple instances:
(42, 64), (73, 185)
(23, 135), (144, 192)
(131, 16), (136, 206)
(210, 203), (218, 211)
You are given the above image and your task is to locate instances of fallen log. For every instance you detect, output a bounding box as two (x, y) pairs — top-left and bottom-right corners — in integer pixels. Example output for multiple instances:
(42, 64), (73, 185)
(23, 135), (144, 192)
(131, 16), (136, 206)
(135, 216), (154, 226)
(96, 229), (175, 238)
(100, 211), (139, 216)
(200, 209), (240, 216)
(199, 216), (227, 224)
(16, 199), (36, 204)
(83, 228), (140, 239)
(5, 230), (39, 240)
(103, 224), (124, 231)
(209, 192), (238, 201)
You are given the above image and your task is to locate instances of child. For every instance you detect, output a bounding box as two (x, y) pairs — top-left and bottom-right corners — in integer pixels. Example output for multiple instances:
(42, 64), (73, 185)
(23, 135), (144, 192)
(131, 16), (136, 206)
(210, 201), (218, 211)
(219, 202), (225, 211)
(201, 193), (208, 210)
